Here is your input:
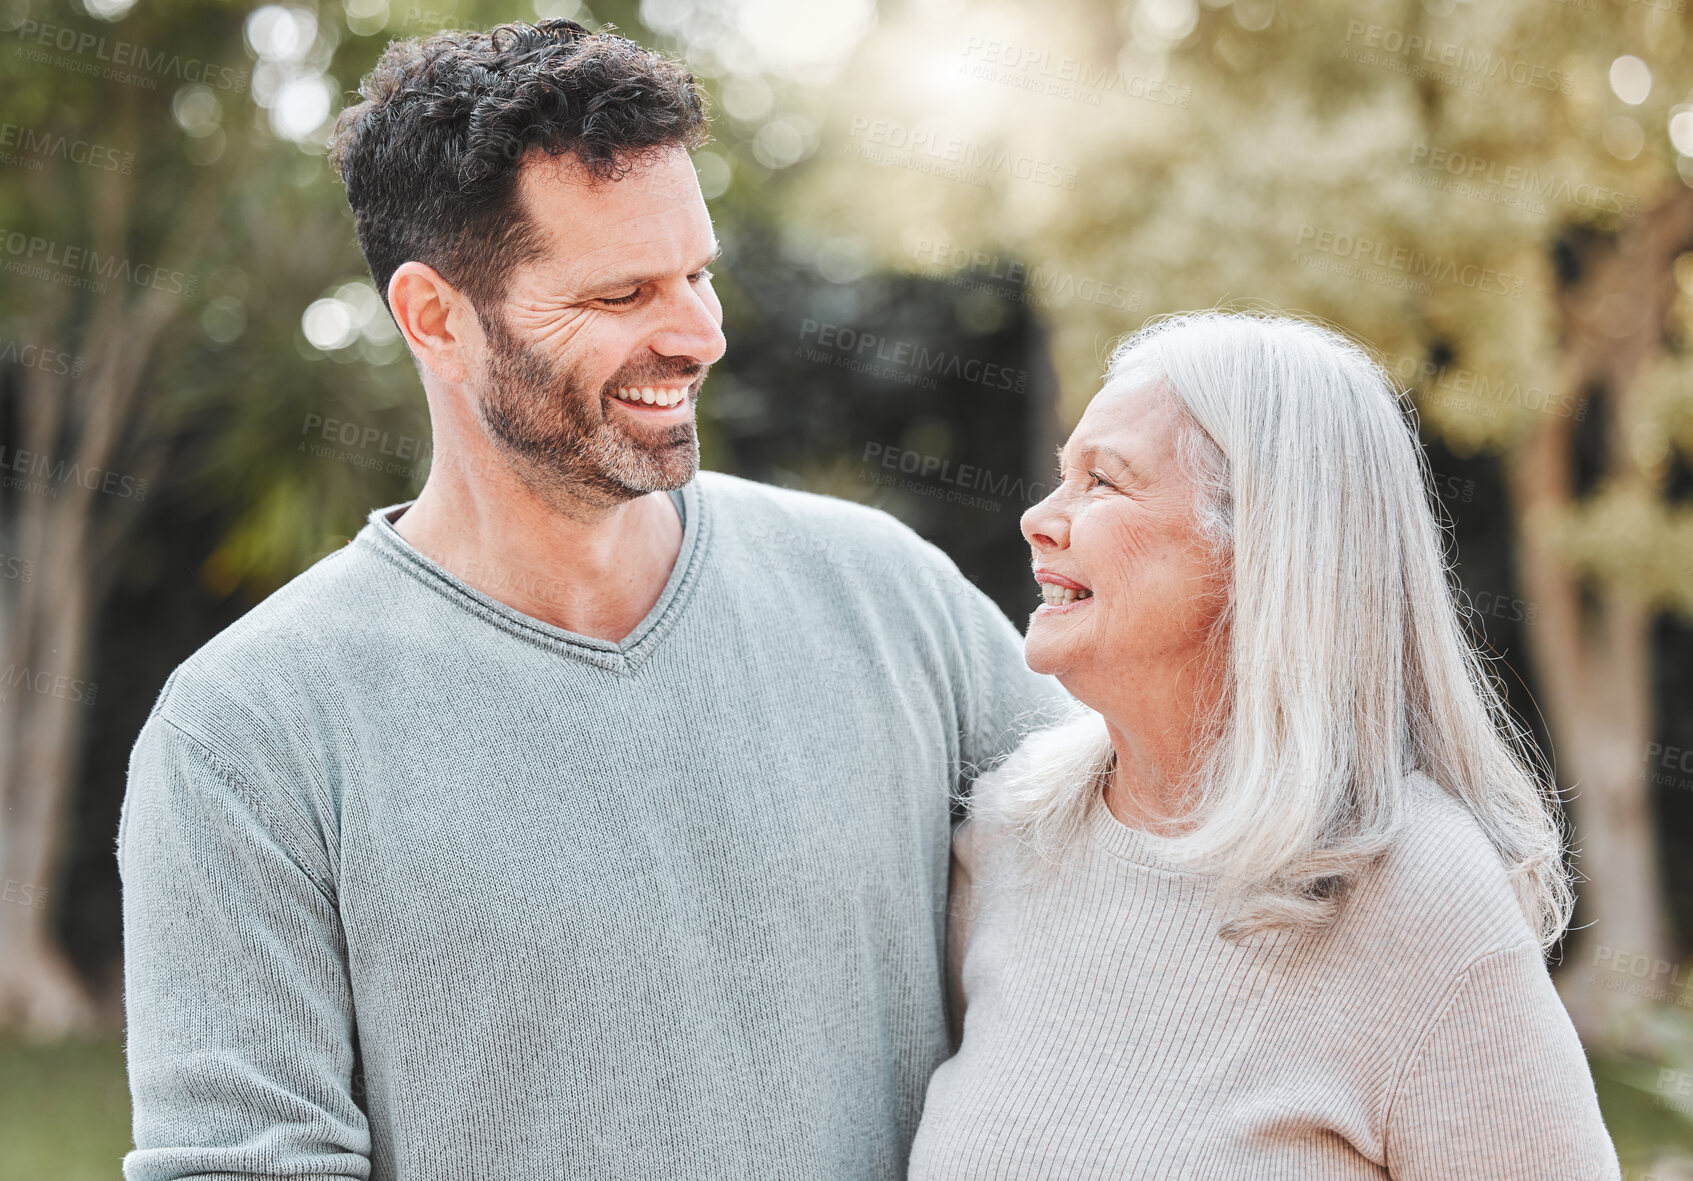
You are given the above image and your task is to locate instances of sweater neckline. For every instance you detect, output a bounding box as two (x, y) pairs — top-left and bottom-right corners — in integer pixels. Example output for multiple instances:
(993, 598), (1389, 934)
(355, 479), (707, 674)
(1084, 779), (1206, 875)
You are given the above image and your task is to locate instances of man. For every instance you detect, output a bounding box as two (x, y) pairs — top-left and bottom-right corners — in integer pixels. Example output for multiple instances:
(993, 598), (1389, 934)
(117, 19), (1067, 1181)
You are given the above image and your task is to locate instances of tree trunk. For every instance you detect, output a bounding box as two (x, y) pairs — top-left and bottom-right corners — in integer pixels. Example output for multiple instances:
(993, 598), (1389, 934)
(0, 879), (96, 1039)
(0, 122), (232, 1031)
(1510, 187), (1693, 1050)
(0, 465), (103, 1036)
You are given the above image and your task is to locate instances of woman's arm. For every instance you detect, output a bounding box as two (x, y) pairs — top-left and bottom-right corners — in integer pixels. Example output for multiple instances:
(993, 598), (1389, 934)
(943, 818), (985, 1052)
(1383, 943), (1620, 1180)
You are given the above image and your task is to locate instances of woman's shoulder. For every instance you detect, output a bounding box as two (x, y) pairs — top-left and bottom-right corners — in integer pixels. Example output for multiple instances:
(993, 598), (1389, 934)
(1339, 771), (1541, 969)
(961, 708), (1110, 857)
(969, 707), (1108, 811)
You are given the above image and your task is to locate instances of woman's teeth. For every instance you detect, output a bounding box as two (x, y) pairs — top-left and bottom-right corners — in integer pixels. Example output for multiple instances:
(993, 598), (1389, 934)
(1041, 584), (1093, 607)
(613, 386), (687, 407)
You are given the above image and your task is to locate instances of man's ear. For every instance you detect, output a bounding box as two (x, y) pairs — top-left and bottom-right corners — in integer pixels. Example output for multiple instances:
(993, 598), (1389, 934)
(389, 261), (476, 385)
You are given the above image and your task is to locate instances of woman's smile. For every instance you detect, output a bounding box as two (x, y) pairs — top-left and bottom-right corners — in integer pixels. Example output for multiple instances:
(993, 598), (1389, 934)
(1034, 568), (1094, 611)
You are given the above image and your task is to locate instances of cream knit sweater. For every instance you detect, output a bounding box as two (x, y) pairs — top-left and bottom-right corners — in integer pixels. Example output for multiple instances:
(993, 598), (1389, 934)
(911, 754), (1620, 1179)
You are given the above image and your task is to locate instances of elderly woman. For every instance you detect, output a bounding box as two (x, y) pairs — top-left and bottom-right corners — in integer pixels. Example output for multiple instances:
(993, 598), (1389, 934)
(909, 311), (1619, 1179)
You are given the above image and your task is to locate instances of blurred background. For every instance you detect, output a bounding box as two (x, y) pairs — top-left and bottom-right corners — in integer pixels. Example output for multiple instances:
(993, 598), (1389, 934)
(3, 0), (1693, 1173)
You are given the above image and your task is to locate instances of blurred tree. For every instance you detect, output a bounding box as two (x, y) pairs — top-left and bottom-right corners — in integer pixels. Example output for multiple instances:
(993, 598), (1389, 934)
(784, 0), (1693, 1048)
(0, 0), (261, 1035)
(0, 0), (444, 1034)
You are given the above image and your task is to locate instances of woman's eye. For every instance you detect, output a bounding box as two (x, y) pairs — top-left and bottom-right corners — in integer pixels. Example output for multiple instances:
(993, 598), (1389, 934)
(690, 268), (714, 283)
(1088, 469), (1114, 489)
(599, 289), (641, 306)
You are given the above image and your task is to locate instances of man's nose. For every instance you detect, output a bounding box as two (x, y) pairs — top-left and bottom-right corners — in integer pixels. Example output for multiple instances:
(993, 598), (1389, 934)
(650, 281), (726, 366)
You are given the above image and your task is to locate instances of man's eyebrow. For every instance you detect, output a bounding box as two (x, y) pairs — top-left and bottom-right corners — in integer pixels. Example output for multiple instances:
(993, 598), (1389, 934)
(584, 241), (722, 297)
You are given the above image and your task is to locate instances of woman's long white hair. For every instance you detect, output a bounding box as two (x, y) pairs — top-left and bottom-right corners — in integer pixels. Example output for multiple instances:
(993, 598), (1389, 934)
(976, 309), (1574, 948)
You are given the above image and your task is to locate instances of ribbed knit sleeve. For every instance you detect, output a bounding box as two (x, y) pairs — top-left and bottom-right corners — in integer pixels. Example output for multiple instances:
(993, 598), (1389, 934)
(1384, 944), (1620, 1181)
(119, 711), (371, 1181)
(941, 819), (986, 1050)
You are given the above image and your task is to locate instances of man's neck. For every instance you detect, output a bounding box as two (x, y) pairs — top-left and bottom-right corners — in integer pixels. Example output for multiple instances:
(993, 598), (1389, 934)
(393, 452), (686, 644)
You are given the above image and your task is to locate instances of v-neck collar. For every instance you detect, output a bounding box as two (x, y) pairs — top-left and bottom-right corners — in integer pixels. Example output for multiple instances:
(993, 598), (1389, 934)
(356, 480), (707, 674)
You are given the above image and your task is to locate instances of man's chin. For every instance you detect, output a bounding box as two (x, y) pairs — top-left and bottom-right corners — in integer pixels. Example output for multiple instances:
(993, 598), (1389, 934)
(602, 440), (699, 496)
(626, 463), (698, 495)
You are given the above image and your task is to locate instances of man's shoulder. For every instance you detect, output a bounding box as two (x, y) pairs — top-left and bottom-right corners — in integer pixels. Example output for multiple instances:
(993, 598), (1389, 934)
(145, 531), (392, 748)
(697, 469), (923, 537)
(123, 540), (392, 882)
(696, 470), (956, 587)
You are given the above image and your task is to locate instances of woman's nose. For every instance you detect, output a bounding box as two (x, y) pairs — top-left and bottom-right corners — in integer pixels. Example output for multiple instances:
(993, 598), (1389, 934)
(1021, 492), (1069, 550)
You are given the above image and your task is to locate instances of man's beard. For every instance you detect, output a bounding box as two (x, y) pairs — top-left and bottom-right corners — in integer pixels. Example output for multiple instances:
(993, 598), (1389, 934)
(473, 305), (703, 508)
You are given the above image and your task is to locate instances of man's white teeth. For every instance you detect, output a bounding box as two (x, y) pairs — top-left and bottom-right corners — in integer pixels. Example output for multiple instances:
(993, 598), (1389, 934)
(614, 386), (687, 407)
(1040, 584), (1093, 607)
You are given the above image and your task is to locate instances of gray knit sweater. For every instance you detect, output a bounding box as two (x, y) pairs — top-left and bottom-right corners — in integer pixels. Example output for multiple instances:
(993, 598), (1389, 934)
(117, 471), (1070, 1181)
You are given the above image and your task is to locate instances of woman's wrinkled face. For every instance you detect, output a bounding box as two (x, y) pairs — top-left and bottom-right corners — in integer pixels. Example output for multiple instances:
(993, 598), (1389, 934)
(1020, 377), (1226, 706)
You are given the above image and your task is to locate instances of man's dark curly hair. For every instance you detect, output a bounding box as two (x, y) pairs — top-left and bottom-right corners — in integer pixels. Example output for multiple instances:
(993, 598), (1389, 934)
(328, 19), (708, 322)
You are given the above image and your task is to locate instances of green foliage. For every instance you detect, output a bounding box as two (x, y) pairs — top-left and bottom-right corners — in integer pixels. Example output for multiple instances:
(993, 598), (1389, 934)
(786, 0), (1693, 606)
(0, 1035), (1682, 1174)
(0, 1036), (130, 1181)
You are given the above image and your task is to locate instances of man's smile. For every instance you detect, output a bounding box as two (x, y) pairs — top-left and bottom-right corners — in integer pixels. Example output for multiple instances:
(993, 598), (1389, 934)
(610, 383), (690, 408)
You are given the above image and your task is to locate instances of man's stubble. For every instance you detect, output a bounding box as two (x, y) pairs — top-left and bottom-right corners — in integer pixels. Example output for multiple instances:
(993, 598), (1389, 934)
(474, 304), (703, 510)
